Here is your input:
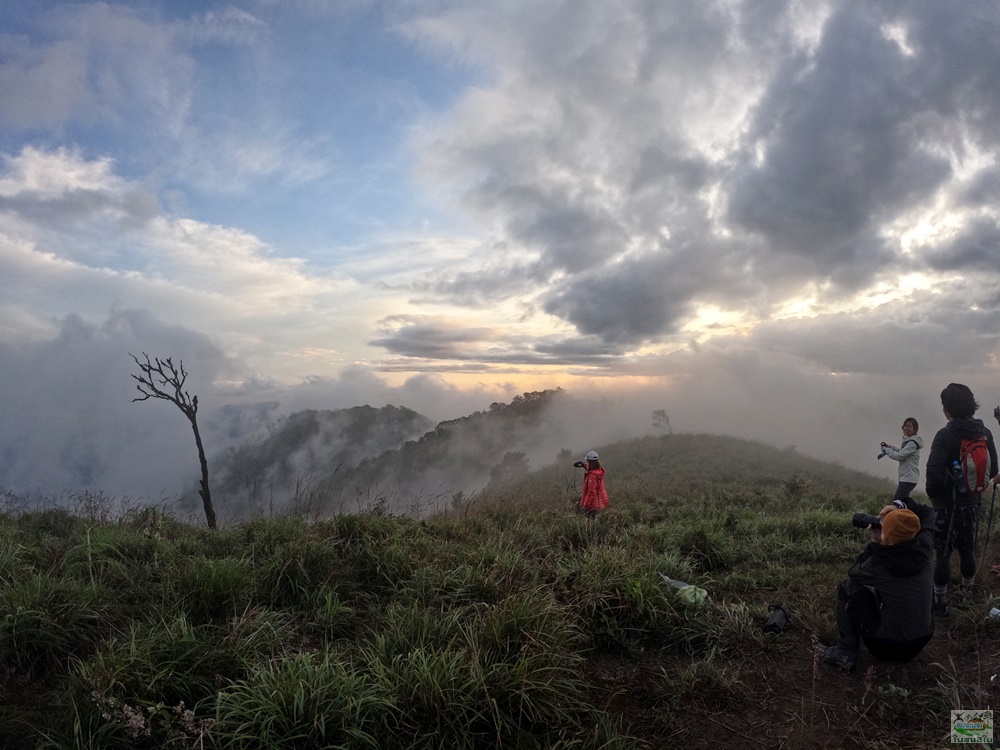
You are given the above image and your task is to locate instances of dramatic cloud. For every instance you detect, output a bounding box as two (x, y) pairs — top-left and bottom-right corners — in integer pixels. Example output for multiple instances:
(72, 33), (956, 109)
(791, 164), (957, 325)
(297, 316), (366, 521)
(403, 1), (1000, 365)
(4, 1), (1000, 504)
(921, 217), (1000, 272)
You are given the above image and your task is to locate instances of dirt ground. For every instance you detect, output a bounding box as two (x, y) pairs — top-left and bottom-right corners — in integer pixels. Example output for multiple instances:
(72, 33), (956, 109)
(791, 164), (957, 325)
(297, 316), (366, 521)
(588, 611), (1000, 749)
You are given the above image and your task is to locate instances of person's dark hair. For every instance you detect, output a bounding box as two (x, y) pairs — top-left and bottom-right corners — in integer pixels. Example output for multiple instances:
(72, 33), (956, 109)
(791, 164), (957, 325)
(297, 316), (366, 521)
(904, 417), (919, 433)
(587, 459), (602, 471)
(941, 383), (978, 420)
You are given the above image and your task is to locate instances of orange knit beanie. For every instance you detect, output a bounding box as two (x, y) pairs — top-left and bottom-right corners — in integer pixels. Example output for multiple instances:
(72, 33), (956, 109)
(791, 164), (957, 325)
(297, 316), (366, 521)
(882, 509), (920, 546)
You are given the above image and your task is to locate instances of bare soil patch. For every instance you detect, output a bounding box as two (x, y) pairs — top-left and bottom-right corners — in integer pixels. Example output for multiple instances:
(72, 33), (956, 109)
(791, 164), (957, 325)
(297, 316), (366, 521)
(588, 604), (1000, 749)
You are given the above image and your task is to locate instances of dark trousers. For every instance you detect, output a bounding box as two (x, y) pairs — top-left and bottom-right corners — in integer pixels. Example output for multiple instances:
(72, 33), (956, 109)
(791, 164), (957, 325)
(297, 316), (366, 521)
(892, 482), (916, 502)
(835, 579), (931, 661)
(933, 500), (980, 585)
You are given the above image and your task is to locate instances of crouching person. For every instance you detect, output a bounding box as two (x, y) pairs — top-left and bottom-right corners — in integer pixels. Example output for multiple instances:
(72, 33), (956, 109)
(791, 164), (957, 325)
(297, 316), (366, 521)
(822, 498), (936, 671)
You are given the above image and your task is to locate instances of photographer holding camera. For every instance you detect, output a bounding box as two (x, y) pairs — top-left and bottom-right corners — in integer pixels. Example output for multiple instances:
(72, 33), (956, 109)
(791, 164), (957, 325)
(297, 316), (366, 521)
(573, 450), (609, 518)
(879, 417), (922, 502)
(822, 498), (937, 672)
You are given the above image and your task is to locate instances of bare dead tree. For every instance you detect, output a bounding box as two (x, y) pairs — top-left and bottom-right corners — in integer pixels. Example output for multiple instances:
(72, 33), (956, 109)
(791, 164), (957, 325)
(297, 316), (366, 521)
(130, 352), (217, 529)
(651, 409), (672, 434)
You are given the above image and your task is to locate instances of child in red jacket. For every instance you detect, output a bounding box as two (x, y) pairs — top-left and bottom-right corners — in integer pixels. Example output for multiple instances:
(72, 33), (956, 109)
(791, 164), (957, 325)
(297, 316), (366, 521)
(574, 450), (609, 518)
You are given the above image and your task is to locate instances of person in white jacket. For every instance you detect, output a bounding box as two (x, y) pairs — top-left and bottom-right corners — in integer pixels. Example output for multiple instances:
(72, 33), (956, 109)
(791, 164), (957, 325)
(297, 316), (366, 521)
(880, 417), (923, 502)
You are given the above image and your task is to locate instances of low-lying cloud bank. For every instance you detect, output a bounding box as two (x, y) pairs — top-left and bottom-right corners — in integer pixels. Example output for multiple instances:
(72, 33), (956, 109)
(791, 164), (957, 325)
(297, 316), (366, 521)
(2, 309), (990, 515)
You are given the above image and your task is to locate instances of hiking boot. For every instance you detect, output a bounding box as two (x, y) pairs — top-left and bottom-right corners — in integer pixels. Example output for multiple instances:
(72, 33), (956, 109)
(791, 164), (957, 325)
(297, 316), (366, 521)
(932, 601), (950, 619)
(961, 582), (974, 599)
(821, 645), (857, 672)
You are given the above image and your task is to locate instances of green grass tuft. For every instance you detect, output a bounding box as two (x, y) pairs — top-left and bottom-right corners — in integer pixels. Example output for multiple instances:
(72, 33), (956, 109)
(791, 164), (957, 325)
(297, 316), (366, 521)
(0, 432), (980, 749)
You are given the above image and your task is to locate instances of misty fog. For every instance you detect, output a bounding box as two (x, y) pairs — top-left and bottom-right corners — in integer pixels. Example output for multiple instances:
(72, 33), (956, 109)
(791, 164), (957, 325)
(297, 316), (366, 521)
(3, 309), (988, 522)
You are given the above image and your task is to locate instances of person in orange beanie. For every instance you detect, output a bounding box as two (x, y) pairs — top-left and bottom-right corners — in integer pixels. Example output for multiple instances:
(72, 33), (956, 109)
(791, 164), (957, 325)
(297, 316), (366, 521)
(822, 499), (936, 672)
(881, 508), (922, 544)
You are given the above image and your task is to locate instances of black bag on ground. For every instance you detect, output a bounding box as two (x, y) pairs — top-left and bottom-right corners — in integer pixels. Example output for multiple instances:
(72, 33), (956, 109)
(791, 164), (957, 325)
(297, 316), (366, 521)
(764, 603), (791, 633)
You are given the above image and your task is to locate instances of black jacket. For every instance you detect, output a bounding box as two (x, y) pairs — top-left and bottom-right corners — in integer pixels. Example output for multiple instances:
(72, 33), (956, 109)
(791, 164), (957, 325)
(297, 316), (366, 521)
(847, 500), (936, 644)
(925, 417), (998, 507)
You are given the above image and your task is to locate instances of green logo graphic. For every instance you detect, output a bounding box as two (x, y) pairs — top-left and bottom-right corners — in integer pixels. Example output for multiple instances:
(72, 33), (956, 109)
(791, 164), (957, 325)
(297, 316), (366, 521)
(951, 710), (994, 744)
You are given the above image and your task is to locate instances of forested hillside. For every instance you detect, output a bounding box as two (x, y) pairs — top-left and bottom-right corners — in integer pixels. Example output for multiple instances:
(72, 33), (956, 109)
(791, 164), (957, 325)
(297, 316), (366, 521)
(205, 390), (570, 521)
(208, 404), (434, 518)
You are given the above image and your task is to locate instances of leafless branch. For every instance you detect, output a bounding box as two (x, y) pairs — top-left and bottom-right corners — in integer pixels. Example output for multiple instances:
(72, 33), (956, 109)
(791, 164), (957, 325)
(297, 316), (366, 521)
(130, 352), (199, 420)
(129, 352), (215, 529)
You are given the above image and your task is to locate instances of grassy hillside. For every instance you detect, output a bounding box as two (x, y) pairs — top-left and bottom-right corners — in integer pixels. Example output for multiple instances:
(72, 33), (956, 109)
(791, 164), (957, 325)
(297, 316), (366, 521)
(0, 434), (995, 748)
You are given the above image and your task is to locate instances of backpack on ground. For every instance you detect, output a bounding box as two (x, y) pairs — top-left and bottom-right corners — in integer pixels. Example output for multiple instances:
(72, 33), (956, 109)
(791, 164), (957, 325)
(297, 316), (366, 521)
(957, 435), (993, 494)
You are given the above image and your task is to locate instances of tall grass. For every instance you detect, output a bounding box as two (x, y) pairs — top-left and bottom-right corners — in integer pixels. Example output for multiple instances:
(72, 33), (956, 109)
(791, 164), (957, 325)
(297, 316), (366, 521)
(3, 433), (975, 749)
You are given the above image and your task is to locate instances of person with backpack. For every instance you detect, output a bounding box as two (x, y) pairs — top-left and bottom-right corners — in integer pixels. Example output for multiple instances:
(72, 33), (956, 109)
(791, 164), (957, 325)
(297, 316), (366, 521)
(573, 450), (609, 518)
(881, 417), (923, 502)
(989, 406), (1000, 580)
(925, 383), (999, 616)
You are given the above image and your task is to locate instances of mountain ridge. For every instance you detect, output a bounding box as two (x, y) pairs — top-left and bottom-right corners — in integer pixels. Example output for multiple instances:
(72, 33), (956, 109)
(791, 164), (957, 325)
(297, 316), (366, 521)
(202, 389), (893, 521)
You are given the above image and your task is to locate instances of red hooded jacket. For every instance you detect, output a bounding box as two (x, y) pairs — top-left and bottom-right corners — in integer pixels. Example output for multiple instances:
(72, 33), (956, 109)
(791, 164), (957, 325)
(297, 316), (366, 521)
(580, 467), (609, 511)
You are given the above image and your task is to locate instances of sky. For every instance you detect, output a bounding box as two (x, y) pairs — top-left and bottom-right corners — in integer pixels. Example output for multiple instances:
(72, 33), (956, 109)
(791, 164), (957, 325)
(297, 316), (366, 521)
(3, 0), (1000, 503)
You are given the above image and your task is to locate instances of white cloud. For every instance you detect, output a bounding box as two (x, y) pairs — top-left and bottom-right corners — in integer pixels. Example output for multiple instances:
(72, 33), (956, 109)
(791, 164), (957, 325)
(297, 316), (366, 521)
(0, 147), (389, 374)
(0, 147), (123, 197)
(5, 1), (1000, 504)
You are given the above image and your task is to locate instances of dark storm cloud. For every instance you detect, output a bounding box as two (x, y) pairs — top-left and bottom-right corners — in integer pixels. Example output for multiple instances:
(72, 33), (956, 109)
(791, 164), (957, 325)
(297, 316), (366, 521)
(628, 146), (711, 198)
(727, 1), (1000, 286)
(728, 4), (951, 280)
(532, 337), (625, 359)
(369, 316), (503, 360)
(413, 1), (757, 335)
(897, 3), (1000, 148)
(749, 289), (1000, 376)
(424, 141), (719, 313)
(541, 253), (691, 345)
(921, 217), (1000, 272)
(411, 1), (1000, 359)
(369, 314), (630, 366)
(472, 181), (629, 273)
(959, 169), (1000, 207)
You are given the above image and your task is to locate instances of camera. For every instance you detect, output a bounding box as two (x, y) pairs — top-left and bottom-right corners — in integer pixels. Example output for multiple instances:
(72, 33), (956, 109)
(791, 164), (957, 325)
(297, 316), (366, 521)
(573, 461), (586, 468)
(852, 512), (882, 530)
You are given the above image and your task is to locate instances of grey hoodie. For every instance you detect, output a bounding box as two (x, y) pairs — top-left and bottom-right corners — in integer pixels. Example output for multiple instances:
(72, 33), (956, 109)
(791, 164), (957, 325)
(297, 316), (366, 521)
(883, 434), (924, 485)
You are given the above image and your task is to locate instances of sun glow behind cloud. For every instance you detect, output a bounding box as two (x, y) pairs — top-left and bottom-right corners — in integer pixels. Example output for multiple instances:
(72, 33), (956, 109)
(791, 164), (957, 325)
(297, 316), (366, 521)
(3, 1), (1000, 500)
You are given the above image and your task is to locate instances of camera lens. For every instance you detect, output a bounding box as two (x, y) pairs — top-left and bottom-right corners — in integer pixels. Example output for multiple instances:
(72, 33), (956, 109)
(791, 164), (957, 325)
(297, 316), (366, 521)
(851, 512), (882, 529)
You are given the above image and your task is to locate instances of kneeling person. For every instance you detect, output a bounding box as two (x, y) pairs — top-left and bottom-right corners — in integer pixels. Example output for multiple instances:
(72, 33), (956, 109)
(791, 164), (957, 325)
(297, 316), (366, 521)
(823, 499), (936, 671)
